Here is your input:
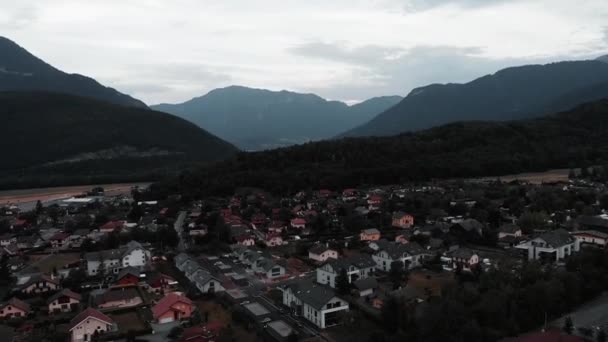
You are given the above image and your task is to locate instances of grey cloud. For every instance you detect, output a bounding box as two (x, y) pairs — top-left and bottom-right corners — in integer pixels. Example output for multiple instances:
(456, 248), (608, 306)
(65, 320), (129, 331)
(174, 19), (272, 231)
(403, 0), (513, 12)
(0, 6), (38, 30)
(291, 41), (553, 100)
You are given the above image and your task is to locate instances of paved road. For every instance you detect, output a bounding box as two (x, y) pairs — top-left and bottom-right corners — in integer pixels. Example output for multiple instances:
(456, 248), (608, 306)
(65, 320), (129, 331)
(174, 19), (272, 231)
(550, 292), (608, 335)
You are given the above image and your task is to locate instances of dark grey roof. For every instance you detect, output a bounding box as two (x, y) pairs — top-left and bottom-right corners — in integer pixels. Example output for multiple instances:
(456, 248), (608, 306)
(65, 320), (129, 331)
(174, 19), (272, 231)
(116, 266), (140, 280)
(499, 224), (521, 234)
(538, 229), (575, 248)
(326, 254), (375, 272)
(392, 211), (411, 220)
(354, 277), (378, 291)
(309, 244), (332, 255)
(453, 219), (483, 233)
(448, 248), (476, 260)
(287, 279), (339, 310)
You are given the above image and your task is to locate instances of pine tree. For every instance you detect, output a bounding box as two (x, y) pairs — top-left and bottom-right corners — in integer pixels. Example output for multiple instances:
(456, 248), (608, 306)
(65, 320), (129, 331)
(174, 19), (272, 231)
(563, 316), (574, 335)
(336, 268), (350, 295)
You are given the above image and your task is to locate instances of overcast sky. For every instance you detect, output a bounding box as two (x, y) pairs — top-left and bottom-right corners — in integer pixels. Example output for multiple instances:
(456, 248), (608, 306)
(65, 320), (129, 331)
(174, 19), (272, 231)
(1, 0), (608, 105)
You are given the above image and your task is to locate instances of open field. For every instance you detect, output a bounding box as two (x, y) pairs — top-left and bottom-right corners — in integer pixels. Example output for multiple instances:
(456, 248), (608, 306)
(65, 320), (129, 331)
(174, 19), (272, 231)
(0, 182), (150, 210)
(408, 270), (456, 297)
(470, 168), (573, 184)
(22, 253), (81, 274)
(110, 311), (149, 334)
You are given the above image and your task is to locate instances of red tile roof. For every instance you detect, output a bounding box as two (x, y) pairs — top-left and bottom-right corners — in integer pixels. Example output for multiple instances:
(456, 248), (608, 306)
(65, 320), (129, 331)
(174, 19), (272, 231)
(68, 308), (114, 331)
(0, 297), (30, 312)
(152, 293), (193, 319)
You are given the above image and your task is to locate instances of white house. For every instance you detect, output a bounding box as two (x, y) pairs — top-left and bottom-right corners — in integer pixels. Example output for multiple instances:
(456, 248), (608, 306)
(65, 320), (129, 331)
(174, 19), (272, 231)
(572, 230), (608, 247)
(308, 244), (338, 263)
(372, 242), (429, 272)
(68, 308), (117, 342)
(316, 254), (375, 288)
(84, 241), (150, 276)
(253, 257), (287, 280)
(515, 229), (580, 262)
(282, 279), (349, 329)
(442, 248), (480, 271)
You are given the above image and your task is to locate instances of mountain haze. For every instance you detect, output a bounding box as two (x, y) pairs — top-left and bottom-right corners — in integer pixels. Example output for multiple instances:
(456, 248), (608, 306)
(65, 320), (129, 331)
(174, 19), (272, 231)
(152, 86), (401, 150)
(0, 92), (236, 188)
(0, 36), (147, 108)
(170, 99), (608, 196)
(342, 60), (608, 137)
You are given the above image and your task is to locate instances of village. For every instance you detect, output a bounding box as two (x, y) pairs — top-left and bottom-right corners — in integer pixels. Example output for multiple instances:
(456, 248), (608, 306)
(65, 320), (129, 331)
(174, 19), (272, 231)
(1, 173), (608, 342)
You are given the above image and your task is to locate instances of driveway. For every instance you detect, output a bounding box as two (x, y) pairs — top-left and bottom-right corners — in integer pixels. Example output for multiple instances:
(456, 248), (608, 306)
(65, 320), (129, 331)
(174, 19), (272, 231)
(139, 321), (180, 342)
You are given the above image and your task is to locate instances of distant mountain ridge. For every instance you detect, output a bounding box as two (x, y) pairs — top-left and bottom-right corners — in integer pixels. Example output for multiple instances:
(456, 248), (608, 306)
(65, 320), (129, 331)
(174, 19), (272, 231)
(170, 98), (608, 196)
(342, 60), (608, 137)
(152, 86), (401, 150)
(0, 92), (236, 188)
(0, 36), (147, 108)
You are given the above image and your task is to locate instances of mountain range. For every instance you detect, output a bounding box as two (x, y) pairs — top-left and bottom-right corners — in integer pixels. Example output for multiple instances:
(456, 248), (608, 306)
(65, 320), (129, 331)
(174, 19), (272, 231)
(152, 86), (402, 150)
(342, 58), (608, 137)
(0, 92), (236, 189)
(172, 98), (608, 196)
(0, 36), (147, 108)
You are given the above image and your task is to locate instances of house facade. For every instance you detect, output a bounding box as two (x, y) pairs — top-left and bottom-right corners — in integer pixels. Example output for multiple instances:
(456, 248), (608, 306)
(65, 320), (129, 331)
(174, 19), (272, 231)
(282, 280), (349, 329)
(69, 308), (116, 342)
(0, 298), (30, 319)
(309, 245), (338, 263)
(360, 229), (381, 241)
(572, 230), (608, 247)
(152, 293), (194, 324)
(316, 255), (375, 288)
(85, 241), (150, 276)
(392, 212), (414, 228)
(48, 289), (81, 313)
(515, 229), (580, 262)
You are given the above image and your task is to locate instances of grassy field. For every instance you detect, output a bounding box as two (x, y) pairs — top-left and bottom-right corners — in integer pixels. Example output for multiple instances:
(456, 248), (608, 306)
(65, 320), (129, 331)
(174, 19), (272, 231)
(195, 300), (257, 342)
(24, 253), (81, 274)
(471, 168), (572, 184)
(0, 182), (150, 205)
(110, 311), (149, 334)
(408, 269), (455, 297)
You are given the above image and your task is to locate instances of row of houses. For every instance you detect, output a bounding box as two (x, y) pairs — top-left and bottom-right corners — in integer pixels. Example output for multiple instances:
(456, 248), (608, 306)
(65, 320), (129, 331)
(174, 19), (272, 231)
(174, 253), (226, 294)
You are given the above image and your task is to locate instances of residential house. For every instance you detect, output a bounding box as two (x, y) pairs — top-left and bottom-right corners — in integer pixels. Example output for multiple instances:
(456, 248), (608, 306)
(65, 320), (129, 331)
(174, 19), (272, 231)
(572, 230), (608, 247)
(498, 224), (522, 239)
(372, 242), (430, 272)
(367, 195), (383, 211)
(0, 234), (16, 247)
(395, 230), (413, 244)
(282, 279), (349, 329)
(253, 258), (287, 280)
(0, 298), (30, 319)
(152, 293), (194, 324)
(443, 248), (479, 271)
(47, 289), (81, 313)
(308, 244), (338, 263)
(450, 219), (484, 237)
(392, 212), (414, 229)
(515, 229), (580, 262)
(68, 308), (116, 342)
(316, 254), (375, 288)
(114, 267), (141, 286)
(353, 277), (378, 297)
(265, 233), (284, 247)
(342, 189), (358, 202)
(191, 268), (225, 294)
(84, 241), (150, 276)
(99, 220), (125, 234)
(234, 235), (255, 247)
(143, 272), (177, 294)
(19, 274), (60, 295)
(360, 228), (381, 241)
(290, 218), (307, 229)
(50, 232), (71, 250)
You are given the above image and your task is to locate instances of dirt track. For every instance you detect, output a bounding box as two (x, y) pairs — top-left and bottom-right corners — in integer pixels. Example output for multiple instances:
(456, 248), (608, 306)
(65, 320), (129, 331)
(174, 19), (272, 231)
(0, 182), (150, 205)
